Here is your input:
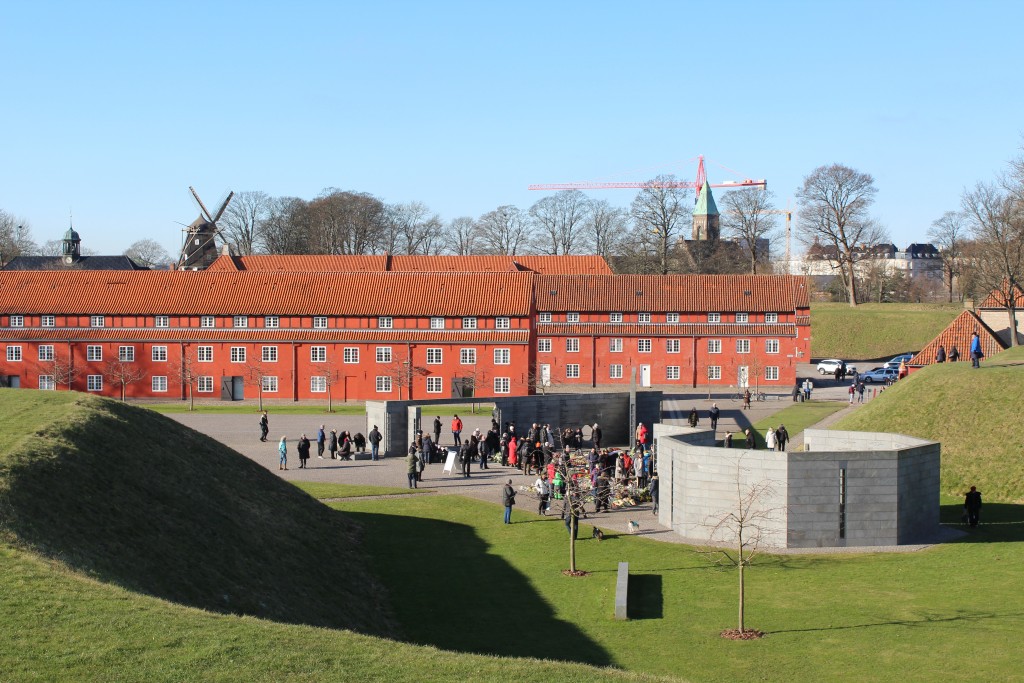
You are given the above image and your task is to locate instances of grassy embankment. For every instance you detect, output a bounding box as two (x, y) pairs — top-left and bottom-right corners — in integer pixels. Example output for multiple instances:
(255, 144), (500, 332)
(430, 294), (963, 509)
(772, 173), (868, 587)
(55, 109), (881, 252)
(810, 302), (960, 360)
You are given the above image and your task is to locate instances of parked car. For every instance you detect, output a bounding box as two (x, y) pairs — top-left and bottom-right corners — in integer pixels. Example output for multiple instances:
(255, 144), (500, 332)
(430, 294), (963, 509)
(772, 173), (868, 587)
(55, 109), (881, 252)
(860, 367), (899, 383)
(816, 359), (857, 376)
(883, 353), (914, 369)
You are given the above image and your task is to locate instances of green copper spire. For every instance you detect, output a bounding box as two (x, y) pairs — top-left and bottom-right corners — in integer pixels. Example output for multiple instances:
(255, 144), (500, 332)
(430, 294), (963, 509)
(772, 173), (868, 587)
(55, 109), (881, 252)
(693, 181), (719, 217)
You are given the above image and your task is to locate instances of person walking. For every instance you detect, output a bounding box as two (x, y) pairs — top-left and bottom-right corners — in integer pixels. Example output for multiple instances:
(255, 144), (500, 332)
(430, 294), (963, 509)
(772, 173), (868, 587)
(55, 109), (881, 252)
(970, 331), (983, 369)
(857, 382), (866, 403)
(502, 479), (516, 524)
(259, 411), (269, 442)
(451, 414), (463, 447)
(297, 433), (311, 469)
(936, 345), (946, 363)
(650, 474), (659, 514)
(849, 383), (856, 404)
(534, 473), (550, 515)
(965, 486), (982, 527)
(278, 436), (288, 470)
(460, 437), (475, 478)
(316, 425), (326, 459)
(433, 416), (442, 446)
(949, 345), (960, 362)
(368, 425), (382, 461)
(688, 407), (699, 428)
(776, 424), (789, 451)
(709, 403), (720, 431)
(406, 442), (419, 489)
(766, 427), (776, 451)
(743, 389), (751, 410)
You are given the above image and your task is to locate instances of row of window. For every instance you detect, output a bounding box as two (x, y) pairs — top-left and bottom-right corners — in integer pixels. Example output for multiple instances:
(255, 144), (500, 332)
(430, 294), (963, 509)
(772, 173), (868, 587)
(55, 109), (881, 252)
(4, 315), (514, 330)
(538, 312), (780, 324)
(557, 365), (781, 381)
(537, 338), (782, 354)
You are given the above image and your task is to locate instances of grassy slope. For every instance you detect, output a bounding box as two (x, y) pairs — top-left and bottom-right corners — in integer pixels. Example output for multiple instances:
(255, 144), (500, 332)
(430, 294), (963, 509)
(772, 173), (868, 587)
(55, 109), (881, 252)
(722, 400), (845, 448)
(810, 302), (960, 360)
(832, 346), (1024, 501)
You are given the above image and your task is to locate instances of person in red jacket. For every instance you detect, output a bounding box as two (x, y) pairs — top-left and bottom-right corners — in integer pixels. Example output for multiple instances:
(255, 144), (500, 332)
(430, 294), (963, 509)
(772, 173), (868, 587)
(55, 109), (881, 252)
(636, 422), (648, 453)
(451, 414), (463, 447)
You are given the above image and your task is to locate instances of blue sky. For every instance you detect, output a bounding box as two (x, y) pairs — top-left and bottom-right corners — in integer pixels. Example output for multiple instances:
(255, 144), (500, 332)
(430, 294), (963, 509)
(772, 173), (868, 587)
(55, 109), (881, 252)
(1, 0), (1021, 257)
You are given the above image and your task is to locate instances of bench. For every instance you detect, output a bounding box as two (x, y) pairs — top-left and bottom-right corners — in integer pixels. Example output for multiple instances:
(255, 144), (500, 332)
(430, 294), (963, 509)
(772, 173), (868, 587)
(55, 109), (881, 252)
(614, 561), (629, 620)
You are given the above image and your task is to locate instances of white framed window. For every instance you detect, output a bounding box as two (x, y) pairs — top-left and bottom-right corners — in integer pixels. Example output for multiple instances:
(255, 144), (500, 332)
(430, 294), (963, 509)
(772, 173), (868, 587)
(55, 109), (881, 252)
(736, 312), (749, 324)
(313, 316), (328, 329)
(666, 339), (680, 354)
(262, 346), (278, 363)
(87, 375), (103, 391)
(765, 366), (780, 381)
(201, 316), (215, 328)
(638, 312), (651, 323)
(41, 315), (55, 327)
(310, 376), (327, 393)
(152, 376), (168, 393)
(39, 375), (55, 391)
(426, 376), (443, 393)
(638, 339), (652, 353)
(666, 312), (680, 323)
(310, 346), (326, 362)
(462, 317), (477, 330)
(87, 345), (103, 362)
(119, 346), (135, 362)
(427, 348), (443, 365)
(708, 339), (722, 354)
(233, 316), (248, 328)
(538, 339), (552, 353)
(566, 364), (580, 378)
(376, 376), (393, 393)
(230, 347), (246, 363)
(609, 312), (623, 323)
(766, 339), (780, 354)
(493, 377), (510, 394)
(265, 316), (279, 328)
(609, 338), (623, 353)
(261, 376), (278, 393)
(460, 348), (476, 364)
(90, 315), (105, 328)
(538, 312), (552, 323)
(708, 313), (721, 323)
(198, 376), (214, 393)
(155, 315), (169, 328)
(566, 338), (580, 353)
(609, 364), (623, 379)
(376, 346), (392, 363)
(566, 312), (580, 323)
(430, 317), (445, 329)
(152, 346), (168, 362)
(495, 317), (510, 329)
(494, 348), (510, 365)
(707, 366), (722, 380)
(38, 345), (54, 361)
(378, 316), (393, 329)
(736, 339), (751, 354)
(7, 346), (22, 361)
(344, 347), (359, 364)
(765, 312), (779, 324)
(9, 315), (24, 327)
(667, 366), (681, 380)
(197, 346), (213, 362)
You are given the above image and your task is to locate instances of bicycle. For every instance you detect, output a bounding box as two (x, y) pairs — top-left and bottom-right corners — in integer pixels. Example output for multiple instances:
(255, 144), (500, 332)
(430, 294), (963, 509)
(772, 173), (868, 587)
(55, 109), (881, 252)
(733, 390), (767, 402)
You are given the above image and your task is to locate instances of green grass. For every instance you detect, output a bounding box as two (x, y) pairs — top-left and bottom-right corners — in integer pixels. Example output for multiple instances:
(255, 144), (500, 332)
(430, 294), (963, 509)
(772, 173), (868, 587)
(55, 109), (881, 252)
(723, 400), (845, 449)
(832, 345), (1024, 501)
(147, 402), (495, 416)
(810, 302), (961, 360)
(291, 482), (424, 499)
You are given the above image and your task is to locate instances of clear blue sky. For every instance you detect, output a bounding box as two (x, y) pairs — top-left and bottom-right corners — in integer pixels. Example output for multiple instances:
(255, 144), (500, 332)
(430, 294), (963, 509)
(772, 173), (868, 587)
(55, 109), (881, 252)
(2, 0), (1022, 257)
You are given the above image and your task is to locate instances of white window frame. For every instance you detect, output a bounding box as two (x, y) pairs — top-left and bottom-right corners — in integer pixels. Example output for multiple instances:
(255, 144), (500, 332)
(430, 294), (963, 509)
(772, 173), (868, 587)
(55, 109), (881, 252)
(41, 315), (55, 328)
(538, 339), (552, 353)
(495, 317), (510, 329)
(87, 375), (103, 391)
(765, 312), (779, 324)
(766, 339), (780, 354)
(310, 376), (327, 393)
(566, 364), (580, 379)
(376, 346), (392, 363)
(261, 376), (278, 393)
(609, 312), (623, 323)
(426, 376), (443, 394)
(426, 348), (443, 365)
(666, 339), (680, 354)
(155, 315), (169, 328)
(233, 316), (248, 328)
(230, 347), (246, 363)
(200, 316), (215, 328)
(310, 346), (327, 363)
(39, 375), (56, 391)
(313, 316), (328, 329)
(494, 348), (510, 365)
(462, 317), (477, 330)
(666, 312), (680, 323)
(638, 339), (652, 353)
(667, 366), (681, 380)
(736, 312), (749, 324)
(430, 317), (445, 329)
(609, 338), (623, 353)
(493, 377), (510, 394)
(736, 339), (751, 354)
(152, 346), (168, 362)
(262, 346), (278, 363)
(765, 366), (780, 381)
(378, 316), (393, 329)
(460, 348), (476, 365)
(638, 312), (651, 323)
(90, 315), (105, 328)
(87, 345), (103, 362)
(708, 366), (722, 381)
(265, 316), (279, 328)
(198, 376), (214, 393)
(708, 339), (722, 354)
(566, 338), (580, 353)
(197, 346), (213, 362)
(7, 346), (22, 362)
(708, 312), (721, 323)
(609, 364), (623, 379)
(9, 315), (24, 327)
(376, 376), (393, 393)
(152, 376), (168, 393)
(566, 312), (580, 323)
(343, 347), (359, 364)
(38, 345), (54, 361)
(119, 346), (135, 362)
(538, 312), (552, 323)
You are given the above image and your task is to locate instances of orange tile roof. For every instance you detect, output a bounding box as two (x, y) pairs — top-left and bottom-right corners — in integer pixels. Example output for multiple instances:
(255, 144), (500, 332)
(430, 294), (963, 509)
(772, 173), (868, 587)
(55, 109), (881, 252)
(535, 323), (798, 337)
(0, 271), (534, 317)
(908, 310), (1007, 366)
(978, 282), (1024, 309)
(206, 253), (613, 275)
(0, 328), (529, 344)
(533, 274), (810, 312)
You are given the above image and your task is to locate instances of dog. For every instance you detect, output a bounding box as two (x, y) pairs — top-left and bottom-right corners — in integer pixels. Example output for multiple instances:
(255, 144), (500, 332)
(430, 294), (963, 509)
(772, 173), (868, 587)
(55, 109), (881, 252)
(592, 527), (604, 541)
(627, 520), (640, 534)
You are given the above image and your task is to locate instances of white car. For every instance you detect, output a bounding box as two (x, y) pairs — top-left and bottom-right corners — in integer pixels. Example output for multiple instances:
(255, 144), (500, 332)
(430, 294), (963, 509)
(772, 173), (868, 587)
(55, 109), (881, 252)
(816, 359), (857, 375)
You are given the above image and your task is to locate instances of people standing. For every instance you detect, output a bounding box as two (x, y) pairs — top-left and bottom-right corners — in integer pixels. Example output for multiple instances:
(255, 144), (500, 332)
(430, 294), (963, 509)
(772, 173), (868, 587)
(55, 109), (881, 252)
(650, 474), (659, 514)
(502, 479), (516, 524)
(775, 424), (789, 451)
(857, 382), (866, 403)
(936, 345), (946, 363)
(460, 437), (475, 478)
(709, 403), (720, 431)
(745, 428), (755, 449)
(965, 486), (982, 527)
(743, 388), (751, 410)
(636, 422), (648, 453)
(316, 425), (326, 459)
(297, 434), (311, 468)
(433, 416), (442, 445)
(766, 427), (776, 450)
(328, 429), (338, 459)
(970, 331), (983, 369)
(406, 442), (419, 489)
(803, 378), (813, 401)
(688, 407), (699, 428)
(849, 383), (855, 404)
(592, 423), (602, 449)
(949, 345), (960, 362)
(534, 473), (550, 515)
(278, 436), (288, 470)
(260, 411), (269, 442)
(368, 425), (382, 461)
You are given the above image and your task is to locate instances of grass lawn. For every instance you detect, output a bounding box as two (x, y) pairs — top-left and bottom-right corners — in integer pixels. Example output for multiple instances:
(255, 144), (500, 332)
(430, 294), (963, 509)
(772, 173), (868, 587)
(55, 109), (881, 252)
(723, 400), (845, 449)
(810, 302), (960, 360)
(291, 481), (424, 499)
(146, 402), (496, 416)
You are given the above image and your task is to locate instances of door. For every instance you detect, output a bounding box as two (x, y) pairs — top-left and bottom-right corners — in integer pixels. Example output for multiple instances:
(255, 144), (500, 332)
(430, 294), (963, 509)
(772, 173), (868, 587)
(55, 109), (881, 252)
(737, 366), (749, 388)
(232, 376), (245, 400)
(7, 376), (20, 388)
(540, 364), (551, 387)
(640, 364), (651, 387)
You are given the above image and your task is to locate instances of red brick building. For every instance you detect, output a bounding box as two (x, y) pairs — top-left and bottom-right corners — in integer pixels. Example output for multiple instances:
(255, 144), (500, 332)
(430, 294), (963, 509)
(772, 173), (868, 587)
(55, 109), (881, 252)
(0, 259), (810, 400)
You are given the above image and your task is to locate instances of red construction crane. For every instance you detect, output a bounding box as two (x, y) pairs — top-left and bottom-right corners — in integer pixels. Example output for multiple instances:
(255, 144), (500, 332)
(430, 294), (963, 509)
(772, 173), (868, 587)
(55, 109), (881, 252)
(528, 155), (767, 192)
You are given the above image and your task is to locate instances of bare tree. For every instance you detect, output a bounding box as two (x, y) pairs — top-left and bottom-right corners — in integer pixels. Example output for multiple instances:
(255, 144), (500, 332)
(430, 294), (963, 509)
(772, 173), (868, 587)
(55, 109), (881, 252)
(103, 358), (147, 401)
(383, 201), (444, 255)
(309, 188), (388, 255)
(476, 205), (530, 255)
(720, 188), (780, 274)
(528, 190), (591, 255)
(928, 210), (968, 303)
(261, 196), (309, 254)
(124, 239), (171, 268)
(0, 211), (36, 263)
(795, 164), (885, 306)
(630, 175), (689, 275)
(41, 346), (79, 390)
(170, 346), (201, 411)
(585, 200), (627, 262)
(245, 358), (272, 411)
(220, 190), (271, 255)
(444, 216), (478, 255)
(38, 239), (63, 257)
(315, 354), (348, 412)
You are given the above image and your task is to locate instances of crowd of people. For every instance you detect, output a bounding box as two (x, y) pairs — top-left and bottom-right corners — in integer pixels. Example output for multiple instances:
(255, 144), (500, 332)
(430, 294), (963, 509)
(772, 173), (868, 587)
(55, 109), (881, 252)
(263, 415), (383, 470)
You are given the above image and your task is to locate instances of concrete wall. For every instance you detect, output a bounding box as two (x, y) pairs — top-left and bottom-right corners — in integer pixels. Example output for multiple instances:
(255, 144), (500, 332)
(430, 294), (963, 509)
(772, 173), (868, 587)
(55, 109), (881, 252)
(978, 309), (1024, 347)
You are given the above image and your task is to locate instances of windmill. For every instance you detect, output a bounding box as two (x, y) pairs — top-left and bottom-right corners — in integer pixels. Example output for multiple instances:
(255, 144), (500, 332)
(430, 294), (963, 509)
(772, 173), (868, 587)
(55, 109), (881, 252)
(178, 186), (234, 270)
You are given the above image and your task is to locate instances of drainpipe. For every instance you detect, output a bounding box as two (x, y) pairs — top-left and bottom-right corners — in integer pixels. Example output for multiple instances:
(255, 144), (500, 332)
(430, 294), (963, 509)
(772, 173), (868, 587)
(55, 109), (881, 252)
(292, 342), (298, 402)
(691, 337), (698, 388)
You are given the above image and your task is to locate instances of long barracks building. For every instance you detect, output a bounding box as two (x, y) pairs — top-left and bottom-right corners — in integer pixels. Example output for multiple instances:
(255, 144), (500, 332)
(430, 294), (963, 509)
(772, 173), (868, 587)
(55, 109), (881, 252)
(0, 254), (810, 400)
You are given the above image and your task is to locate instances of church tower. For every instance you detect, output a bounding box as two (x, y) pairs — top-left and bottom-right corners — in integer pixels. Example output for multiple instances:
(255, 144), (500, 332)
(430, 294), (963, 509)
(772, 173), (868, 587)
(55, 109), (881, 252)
(61, 225), (82, 265)
(692, 181), (720, 241)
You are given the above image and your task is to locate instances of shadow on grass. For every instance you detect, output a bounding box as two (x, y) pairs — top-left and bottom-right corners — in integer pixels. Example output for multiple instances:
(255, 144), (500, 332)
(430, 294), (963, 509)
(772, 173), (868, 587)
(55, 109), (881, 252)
(628, 574), (662, 619)
(769, 609), (1024, 634)
(342, 510), (614, 667)
(940, 502), (1024, 543)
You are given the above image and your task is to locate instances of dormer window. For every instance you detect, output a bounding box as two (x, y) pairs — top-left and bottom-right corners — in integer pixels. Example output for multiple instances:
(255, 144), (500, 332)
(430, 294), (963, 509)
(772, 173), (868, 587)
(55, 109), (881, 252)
(610, 312), (623, 323)
(566, 312), (580, 323)
(155, 315), (169, 328)
(233, 316), (248, 328)
(9, 315), (24, 328)
(90, 316), (105, 328)
(736, 312), (749, 324)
